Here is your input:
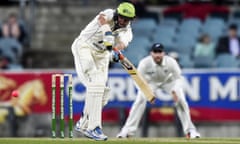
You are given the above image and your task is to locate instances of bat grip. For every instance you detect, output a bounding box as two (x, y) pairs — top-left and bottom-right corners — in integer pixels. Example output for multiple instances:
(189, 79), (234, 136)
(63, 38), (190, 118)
(150, 97), (156, 104)
(119, 53), (124, 60)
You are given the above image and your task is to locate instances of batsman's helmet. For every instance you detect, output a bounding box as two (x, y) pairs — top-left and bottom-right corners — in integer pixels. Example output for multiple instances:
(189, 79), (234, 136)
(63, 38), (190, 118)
(117, 2), (135, 20)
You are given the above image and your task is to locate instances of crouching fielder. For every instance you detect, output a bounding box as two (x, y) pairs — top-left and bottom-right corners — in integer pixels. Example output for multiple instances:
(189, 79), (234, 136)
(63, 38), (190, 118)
(117, 43), (201, 139)
(71, 2), (135, 141)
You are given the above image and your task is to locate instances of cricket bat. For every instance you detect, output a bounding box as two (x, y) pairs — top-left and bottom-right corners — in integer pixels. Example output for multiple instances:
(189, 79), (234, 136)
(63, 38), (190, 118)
(114, 48), (156, 103)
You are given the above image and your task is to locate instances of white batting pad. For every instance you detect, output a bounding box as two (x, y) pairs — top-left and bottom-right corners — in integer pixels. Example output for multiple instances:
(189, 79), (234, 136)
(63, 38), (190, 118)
(79, 86), (92, 129)
(86, 84), (105, 130)
(102, 87), (110, 107)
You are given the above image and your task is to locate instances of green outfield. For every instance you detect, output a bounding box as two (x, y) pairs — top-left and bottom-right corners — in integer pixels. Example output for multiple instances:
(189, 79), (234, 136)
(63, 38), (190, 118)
(0, 138), (240, 144)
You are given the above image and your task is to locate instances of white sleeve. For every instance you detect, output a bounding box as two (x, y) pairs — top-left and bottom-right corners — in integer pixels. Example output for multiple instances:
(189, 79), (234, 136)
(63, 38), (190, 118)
(99, 9), (114, 21)
(118, 28), (133, 47)
(137, 60), (145, 74)
(170, 58), (182, 79)
(137, 59), (149, 80)
(98, 9), (114, 34)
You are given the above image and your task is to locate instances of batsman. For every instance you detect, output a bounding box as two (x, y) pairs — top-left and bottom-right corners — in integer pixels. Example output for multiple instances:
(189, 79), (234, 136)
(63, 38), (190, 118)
(71, 2), (136, 141)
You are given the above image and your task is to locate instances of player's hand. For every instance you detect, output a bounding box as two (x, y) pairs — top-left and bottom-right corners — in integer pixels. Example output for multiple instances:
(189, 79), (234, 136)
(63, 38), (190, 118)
(98, 14), (108, 25)
(111, 50), (121, 62)
(103, 32), (114, 51)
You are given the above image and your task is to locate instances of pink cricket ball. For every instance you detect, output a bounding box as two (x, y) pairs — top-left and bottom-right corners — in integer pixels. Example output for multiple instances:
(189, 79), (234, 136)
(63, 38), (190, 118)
(11, 90), (19, 97)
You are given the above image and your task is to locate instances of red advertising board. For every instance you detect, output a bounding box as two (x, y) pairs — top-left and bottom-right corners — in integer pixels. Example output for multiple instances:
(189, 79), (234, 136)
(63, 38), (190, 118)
(0, 71), (61, 116)
(1, 70), (240, 123)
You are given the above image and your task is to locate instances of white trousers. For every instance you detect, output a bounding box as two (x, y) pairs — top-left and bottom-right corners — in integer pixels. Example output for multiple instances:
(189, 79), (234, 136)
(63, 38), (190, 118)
(71, 38), (110, 130)
(120, 79), (196, 135)
(71, 38), (110, 85)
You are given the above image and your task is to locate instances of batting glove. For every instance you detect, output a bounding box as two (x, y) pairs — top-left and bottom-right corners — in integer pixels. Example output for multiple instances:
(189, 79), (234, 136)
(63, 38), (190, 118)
(103, 32), (114, 51)
(111, 50), (121, 62)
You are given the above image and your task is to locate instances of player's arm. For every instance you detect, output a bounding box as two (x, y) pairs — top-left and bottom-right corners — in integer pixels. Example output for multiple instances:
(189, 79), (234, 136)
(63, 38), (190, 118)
(111, 29), (133, 62)
(98, 9), (113, 27)
(98, 14), (108, 25)
(98, 11), (124, 52)
(170, 58), (182, 80)
(115, 28), (133, 50)
(137, 60), (149, 80)
(97, 10), (115, 51)
(115, 41), (126, 51)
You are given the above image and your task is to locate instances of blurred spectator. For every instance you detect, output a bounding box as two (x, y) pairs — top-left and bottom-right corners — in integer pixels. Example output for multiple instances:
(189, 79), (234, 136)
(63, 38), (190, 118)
(0, 55), (9, 69)
(121, 0), (159, 23)
(168, 51), (179, 62)
(0, 37), (23, 69)
(168, 51), (181, 67)
(215, 24), (240, 58)
(194, 34), (215, 58)
(128, 0), (148, 18)
(1, 12), (27, 45)
(1, 13), (21, 40)
(163, 2), (229, 21)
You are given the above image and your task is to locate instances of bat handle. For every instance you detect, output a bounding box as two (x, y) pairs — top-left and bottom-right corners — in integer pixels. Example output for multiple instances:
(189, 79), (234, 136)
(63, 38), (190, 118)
(113, 47), (125, 60)
(150, 97), (156, 104)
(119, 53), (124, 60)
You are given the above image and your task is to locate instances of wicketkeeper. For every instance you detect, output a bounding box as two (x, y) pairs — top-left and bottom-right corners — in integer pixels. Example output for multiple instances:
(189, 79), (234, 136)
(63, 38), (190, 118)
(117, 43), (201, 139)
(71, 2), (136, 141)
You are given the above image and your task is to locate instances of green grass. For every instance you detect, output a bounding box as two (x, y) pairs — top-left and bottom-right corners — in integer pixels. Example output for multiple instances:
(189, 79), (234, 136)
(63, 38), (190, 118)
(0, 138), (240, 144)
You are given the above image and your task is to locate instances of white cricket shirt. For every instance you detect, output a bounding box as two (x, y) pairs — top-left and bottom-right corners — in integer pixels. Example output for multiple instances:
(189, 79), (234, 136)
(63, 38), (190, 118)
(77, 9), (133, 48)
(137, 55), (182, 89)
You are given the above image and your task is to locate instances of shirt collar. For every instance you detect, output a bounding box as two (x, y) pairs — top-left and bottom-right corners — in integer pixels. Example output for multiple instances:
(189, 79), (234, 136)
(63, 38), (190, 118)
(161, 56), (166, 66)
